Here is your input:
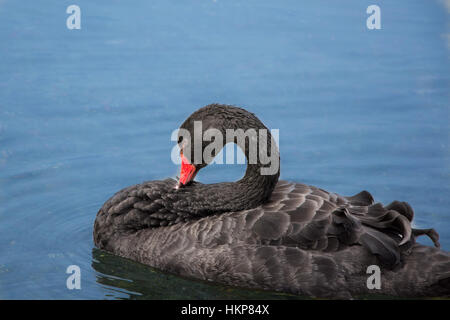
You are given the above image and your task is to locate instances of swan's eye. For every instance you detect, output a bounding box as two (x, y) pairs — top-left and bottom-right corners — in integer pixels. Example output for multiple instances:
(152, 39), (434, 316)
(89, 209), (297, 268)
(177, 136), (183, 145)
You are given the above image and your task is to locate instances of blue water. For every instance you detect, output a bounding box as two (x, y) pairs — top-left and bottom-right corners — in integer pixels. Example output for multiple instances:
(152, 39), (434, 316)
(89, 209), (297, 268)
(0, 0), (448, 299)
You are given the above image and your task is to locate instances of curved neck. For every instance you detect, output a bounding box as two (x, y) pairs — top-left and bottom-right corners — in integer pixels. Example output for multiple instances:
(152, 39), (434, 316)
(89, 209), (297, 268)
(175, 111), (280, 217)
(235, 125), (280, 206)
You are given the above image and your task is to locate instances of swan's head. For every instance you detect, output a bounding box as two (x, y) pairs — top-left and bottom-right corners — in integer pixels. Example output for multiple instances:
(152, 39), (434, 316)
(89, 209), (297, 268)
(175, 104), (236, 188)
(175, 103), (279, 189)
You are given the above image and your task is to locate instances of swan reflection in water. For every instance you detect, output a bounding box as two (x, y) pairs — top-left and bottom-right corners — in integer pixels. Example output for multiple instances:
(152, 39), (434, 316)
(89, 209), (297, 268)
(91, 248), (304, 300)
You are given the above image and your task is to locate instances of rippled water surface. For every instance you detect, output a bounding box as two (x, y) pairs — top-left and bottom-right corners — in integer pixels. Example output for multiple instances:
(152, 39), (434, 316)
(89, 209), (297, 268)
(0, 0), (449, 299)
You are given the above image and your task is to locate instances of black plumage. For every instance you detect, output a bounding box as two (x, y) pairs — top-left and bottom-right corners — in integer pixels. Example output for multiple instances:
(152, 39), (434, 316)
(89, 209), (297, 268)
(94, 104), (450, 298)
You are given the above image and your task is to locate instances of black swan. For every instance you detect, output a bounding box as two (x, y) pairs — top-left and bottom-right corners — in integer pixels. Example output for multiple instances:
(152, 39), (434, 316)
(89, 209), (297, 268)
(94, 104), (450, 298)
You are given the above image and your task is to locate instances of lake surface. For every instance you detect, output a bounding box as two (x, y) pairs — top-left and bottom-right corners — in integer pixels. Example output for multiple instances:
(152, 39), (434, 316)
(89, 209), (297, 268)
(0, 0), (448, 299)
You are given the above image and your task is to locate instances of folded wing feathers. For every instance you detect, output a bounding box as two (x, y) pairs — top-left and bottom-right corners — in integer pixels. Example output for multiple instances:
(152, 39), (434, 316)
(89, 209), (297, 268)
(273, 184), (415, 269)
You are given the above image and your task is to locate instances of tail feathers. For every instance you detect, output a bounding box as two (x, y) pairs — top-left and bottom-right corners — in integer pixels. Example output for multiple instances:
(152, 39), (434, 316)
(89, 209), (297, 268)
(345, 190), (374, 206)
(330, 206), (406, 268)
(350, 199), (445, 273)
(353, 202), (413, 247)
(359, 227), (401, 268)
(342, 199), (419, 268)
(386, 200), (414, 222)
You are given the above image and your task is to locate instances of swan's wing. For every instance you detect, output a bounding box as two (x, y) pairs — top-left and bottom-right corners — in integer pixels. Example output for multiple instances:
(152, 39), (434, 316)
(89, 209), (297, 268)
(94, 179), (182, 249)
(248, 180), (414, 268)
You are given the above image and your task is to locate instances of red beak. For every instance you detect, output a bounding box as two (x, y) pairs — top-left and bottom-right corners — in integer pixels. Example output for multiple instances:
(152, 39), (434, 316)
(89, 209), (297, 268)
(177, 152), (198, 188)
